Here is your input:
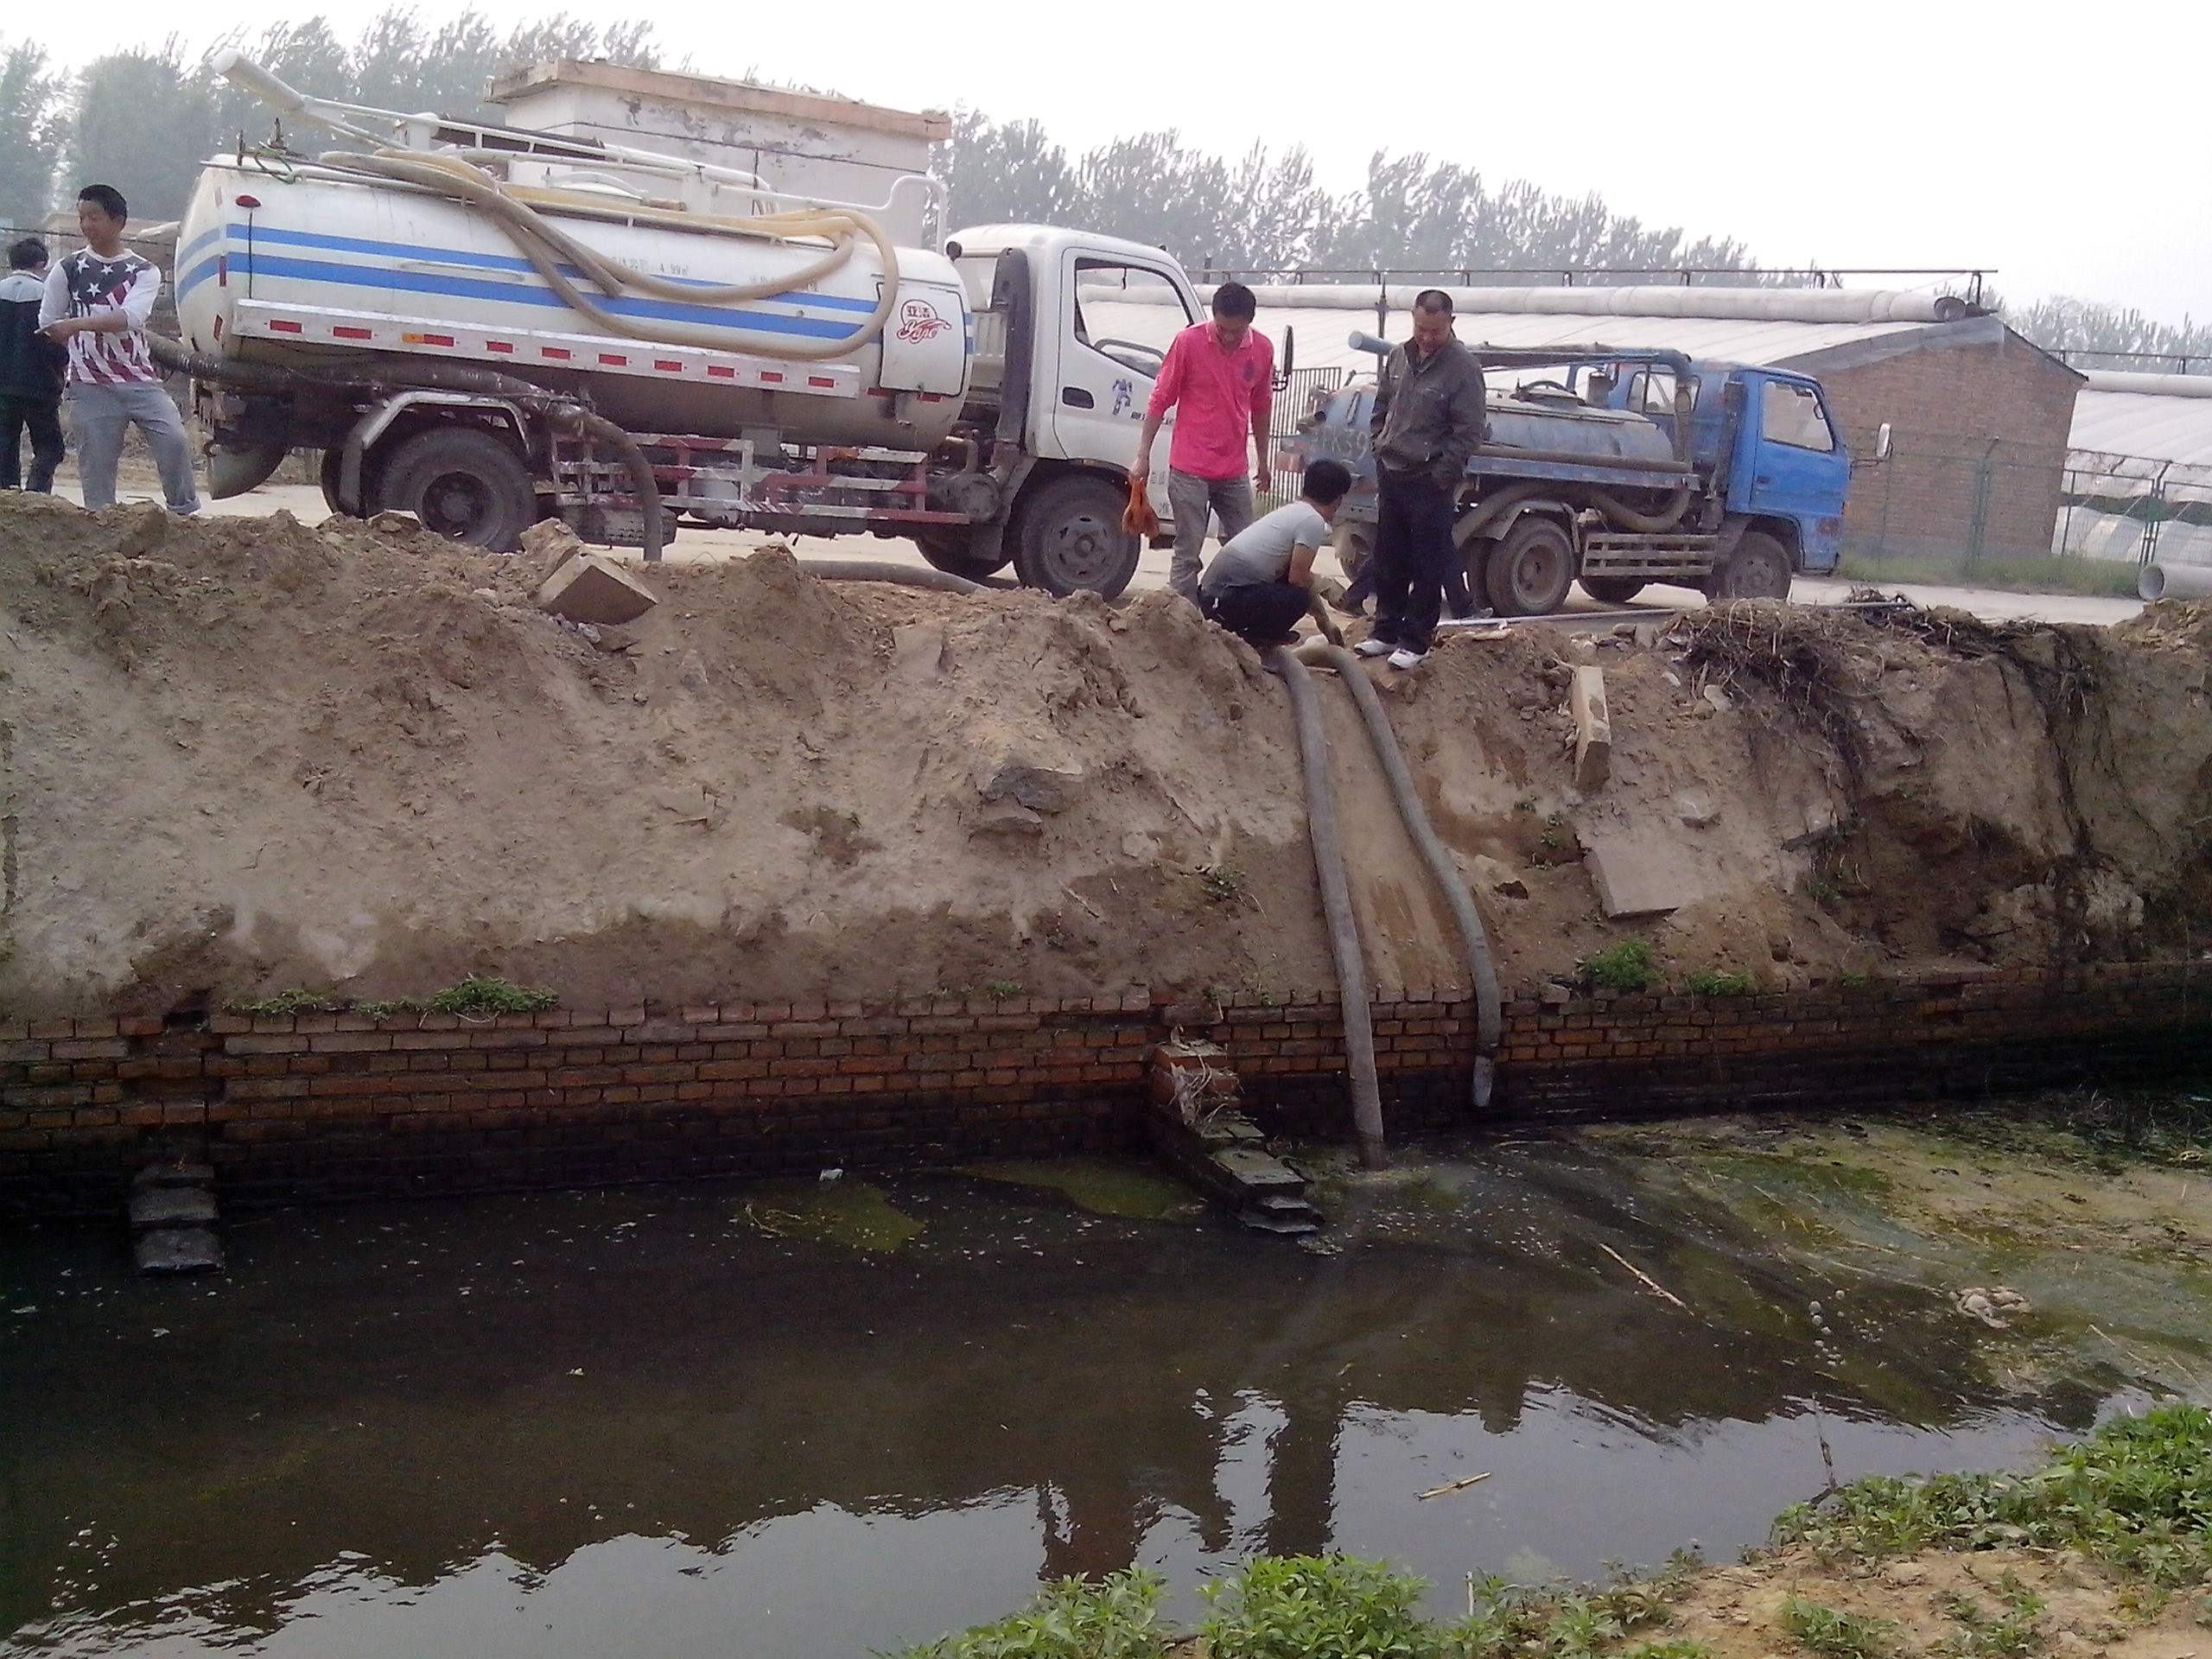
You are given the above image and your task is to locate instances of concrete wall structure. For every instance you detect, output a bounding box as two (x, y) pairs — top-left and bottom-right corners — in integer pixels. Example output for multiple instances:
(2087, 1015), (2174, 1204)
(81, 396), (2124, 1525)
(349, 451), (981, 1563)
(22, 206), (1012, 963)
(4, 963), (2203, 1218)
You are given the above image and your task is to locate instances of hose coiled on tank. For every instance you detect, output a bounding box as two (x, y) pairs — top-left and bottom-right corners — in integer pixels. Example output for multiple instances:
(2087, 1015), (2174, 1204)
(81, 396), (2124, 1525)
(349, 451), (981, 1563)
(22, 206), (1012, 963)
(314, 149), (901, 361)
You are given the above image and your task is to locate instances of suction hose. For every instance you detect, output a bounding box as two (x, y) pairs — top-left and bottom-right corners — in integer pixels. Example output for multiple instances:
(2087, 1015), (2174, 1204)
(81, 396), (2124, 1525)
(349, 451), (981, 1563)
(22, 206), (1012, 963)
(149, 334), (667, 562)
(317, 149), (900, 361)
(1313, 645), (1502, 1109)
(796, 559), (981, 596)
(1586, 484), (1693, 535)
(1267, 645), (1389, 1170)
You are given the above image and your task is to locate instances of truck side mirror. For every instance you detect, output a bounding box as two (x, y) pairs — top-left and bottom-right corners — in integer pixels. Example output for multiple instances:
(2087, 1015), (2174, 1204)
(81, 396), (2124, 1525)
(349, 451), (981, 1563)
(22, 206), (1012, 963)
(1875, 422), (1893, 462)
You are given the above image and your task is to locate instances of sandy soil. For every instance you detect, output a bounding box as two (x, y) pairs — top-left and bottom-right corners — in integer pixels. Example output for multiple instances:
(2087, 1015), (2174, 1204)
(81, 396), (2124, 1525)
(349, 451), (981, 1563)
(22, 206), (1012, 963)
(1, 493), (2206, 1018)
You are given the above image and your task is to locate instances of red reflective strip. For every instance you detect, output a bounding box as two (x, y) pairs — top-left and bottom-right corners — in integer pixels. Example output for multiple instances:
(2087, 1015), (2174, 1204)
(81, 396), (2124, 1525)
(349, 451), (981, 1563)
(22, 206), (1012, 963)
(808, 376), (836, 388)
(706, 365), (736, 379)
(486, 340), (515, 354)
(333, 325), (372, 340)
(653, 359), (683, 372)
(268, 319), (302, 334)
(599, 353), (627, 366)
(542, 346), (572, 360)
(867, 388), (894, 399)
(217, 255), (227, 289)
(423, 334), (454, 347)
(760, 371), (785, 384)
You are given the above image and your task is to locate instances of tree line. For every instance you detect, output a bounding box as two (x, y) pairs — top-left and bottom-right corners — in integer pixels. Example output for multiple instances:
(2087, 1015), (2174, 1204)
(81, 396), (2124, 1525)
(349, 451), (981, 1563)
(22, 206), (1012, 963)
(0, 17), (2197, 367)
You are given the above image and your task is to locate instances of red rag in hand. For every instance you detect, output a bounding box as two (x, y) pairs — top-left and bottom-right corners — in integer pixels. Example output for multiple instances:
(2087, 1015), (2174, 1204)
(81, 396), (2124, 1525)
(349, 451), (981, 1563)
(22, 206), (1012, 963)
(1122, 472), (1160, 537)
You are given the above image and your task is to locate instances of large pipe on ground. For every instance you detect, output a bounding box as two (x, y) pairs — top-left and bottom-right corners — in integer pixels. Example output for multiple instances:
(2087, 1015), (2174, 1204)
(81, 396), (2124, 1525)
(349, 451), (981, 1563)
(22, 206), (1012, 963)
(1267, 645), (1388, 1169)
(1313, 644), (1503, 1109)
(2139, 563), (2212, 601)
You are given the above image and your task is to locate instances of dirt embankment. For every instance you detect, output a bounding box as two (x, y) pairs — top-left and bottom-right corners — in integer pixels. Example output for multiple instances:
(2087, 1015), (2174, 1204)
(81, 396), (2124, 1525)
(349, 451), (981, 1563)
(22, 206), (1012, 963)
(1, 493), (2207, 1018)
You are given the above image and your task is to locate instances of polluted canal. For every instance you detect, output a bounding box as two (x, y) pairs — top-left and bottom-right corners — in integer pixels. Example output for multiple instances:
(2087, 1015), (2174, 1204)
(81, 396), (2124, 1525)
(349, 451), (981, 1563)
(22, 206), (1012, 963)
(4, 1103), (2209, 1657)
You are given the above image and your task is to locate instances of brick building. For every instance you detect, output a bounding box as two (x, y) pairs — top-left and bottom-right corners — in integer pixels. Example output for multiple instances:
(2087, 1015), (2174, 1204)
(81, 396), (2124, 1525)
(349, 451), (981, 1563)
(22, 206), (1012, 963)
(1090, 283), (2085, 563)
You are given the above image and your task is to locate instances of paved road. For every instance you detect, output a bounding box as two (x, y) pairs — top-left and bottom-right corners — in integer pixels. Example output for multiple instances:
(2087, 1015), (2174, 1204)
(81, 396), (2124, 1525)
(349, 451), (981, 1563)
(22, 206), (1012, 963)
(97, 480), (2146, 630)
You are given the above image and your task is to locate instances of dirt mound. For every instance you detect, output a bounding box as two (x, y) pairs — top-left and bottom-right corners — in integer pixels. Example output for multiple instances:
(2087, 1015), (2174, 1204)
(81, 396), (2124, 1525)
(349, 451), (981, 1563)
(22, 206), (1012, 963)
(3, 493), (2207, 1018)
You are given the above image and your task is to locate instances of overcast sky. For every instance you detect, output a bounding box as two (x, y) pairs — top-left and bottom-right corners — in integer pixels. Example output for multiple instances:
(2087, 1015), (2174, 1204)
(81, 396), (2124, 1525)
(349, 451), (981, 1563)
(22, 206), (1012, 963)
(23, 0), (2209, 325)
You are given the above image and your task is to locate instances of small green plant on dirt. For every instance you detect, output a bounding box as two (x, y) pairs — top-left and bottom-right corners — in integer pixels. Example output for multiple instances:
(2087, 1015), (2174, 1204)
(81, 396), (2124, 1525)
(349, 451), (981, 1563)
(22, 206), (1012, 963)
(1447, 1570), (1679, 1659)
(891, 1567), (1167, 1658)
(1620, 1643), (1714, 1659)
(1840, 971), (1873, 990)
(355, 996), (426, 1022)
(1779, 1596), (1895, 1658)
(984, 979), (1024, 1001)
(424, 976), (558, 1019)
(1199, 865), (1248, 905)
(1773, 1405), (2212, 1587)
(1936, 1577), (2047, 1656)
(229, 989), (338, 1016)
(1539, 810), (1567, 849)
(1686, 968), (1755, 996)
(1579, 939), (1658, 993)
(1202, 1555), (1435, 1659)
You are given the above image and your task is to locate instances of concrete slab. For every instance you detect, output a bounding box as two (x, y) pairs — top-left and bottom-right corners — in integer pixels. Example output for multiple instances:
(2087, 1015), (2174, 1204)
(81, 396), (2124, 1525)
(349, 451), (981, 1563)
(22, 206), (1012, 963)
(129, 1186), (217, 1230)
(536, 553), (659, 625)
(1571, 666), (1611, 791)
(135, 1227), (224, 1274)
(1581, 831), (1700, 918)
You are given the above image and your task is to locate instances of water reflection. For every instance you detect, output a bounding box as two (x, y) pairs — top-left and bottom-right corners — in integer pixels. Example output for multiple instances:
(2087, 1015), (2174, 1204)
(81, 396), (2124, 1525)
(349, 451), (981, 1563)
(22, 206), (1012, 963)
(0, 1138), (2113, 1657)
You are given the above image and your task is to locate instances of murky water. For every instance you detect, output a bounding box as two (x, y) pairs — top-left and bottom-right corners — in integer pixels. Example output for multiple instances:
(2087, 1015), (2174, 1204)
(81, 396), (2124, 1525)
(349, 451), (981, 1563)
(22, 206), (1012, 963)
(1, 1124), (2185, 1657)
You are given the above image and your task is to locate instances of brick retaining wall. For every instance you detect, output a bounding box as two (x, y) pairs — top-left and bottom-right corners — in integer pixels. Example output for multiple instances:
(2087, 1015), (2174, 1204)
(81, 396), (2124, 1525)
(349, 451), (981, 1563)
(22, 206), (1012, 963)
(3, 962), (2205, 1218)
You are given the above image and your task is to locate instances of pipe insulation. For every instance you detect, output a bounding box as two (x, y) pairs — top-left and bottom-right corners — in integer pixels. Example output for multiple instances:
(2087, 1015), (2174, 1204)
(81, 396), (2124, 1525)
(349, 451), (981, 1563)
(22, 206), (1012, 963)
(1313, 645), (1503, 1109)
(1267, 645), (1389, 1169)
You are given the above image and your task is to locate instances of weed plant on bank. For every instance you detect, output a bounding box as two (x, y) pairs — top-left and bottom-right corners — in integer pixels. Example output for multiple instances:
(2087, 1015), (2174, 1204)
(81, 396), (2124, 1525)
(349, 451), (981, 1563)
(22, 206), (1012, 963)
(891, 1407), (2212, 1657)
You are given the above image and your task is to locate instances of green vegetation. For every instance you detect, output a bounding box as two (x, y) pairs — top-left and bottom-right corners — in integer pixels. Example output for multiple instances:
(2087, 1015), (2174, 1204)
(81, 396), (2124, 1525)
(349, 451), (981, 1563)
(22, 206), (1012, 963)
(229, 989), (338, 1016)
(892, 1567), (1166, 1658)
(1774, 1404), (2212, 1586)
(738, 1179), (925, 1255)
(984, 979), (1025, 1001)
(1836, 550), (2139, 601)
(1780, 1597), (1895, 1658)
(1201, 1555), (1434, 1658)
(423, 976), (557, 1018)
(1579, 939), (1659, 993)
(1685, 968), (1755, 996)
(355, 997), (426, 1023)
(1199, 865), (1248, 905)
(1936, 1577), (2047, 1657)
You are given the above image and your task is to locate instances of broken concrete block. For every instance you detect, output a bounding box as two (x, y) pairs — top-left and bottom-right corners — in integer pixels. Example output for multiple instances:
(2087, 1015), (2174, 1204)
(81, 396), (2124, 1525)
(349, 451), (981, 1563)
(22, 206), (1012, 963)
(369, 510), (421, 535)
(975, 759), (1084, 814)
(521, 518), (588, 583)
(135, 1227), (224, 1274)
(1581, 831), (1697, 918)
(893, 623), (946, 683)
(1570, 666), (1611, 792)
(1701, 683), (1732, 714)
(1675, 791), (1719, 829)
(129, 1185), (217, 1230)
(589, 623), (644, 654)
(972, 800), (1045, 836)
(536, 552), (658, 626)
(1466, 853), (1529, 899)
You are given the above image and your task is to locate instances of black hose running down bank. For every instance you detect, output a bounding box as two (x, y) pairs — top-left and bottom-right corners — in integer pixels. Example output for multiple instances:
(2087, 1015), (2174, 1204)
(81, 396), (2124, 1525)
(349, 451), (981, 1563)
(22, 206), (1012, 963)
(147, 335), (667, 562)
(1267, 645), (1389, 1170)
(1313, 644), (1503, 1109)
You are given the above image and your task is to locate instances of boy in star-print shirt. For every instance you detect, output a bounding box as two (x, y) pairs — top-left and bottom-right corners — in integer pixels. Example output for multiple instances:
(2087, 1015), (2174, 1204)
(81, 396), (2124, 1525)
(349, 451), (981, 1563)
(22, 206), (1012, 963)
(37, 182), (200, 514)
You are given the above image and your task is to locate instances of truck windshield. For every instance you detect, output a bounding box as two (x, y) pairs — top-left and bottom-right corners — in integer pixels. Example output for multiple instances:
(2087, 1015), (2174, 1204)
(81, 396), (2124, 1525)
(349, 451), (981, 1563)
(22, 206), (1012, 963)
(1761, 382), (1836, 452)
(1630, 369), (1700, 413)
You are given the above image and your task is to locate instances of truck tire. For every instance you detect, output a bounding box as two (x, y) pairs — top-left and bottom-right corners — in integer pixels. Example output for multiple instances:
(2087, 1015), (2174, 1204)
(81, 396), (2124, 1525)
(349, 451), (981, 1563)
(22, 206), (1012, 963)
(1580, 575), (1645, 605)
(1012, 475), (1140, 599)
(1484, 518), (1576, 617)
(917, 527), (1010, 582)
(1708, 531), (1793, 601)
(371, 428), (537, 553)
(1332, 524), (1372, 586)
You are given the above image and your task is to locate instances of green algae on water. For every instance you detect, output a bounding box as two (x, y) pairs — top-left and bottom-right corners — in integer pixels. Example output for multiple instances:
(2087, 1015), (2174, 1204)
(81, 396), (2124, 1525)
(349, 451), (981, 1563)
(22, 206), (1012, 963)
(958, 1156), (1203, 1222)
(736, 1179), (924, 1254)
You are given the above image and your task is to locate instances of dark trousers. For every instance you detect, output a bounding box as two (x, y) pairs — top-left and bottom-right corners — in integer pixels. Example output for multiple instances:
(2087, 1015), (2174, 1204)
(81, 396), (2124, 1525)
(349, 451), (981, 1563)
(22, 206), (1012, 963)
(0, 396), (63, 492)
(1371, 469), (1459, 651)
(1203, 580), (1310, 646)
(1343, 550), (1471, 617)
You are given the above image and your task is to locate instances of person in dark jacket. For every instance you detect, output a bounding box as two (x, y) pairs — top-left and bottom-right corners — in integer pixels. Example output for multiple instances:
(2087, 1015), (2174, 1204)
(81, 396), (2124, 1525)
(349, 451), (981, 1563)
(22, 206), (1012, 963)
(0, 238), (66, 493)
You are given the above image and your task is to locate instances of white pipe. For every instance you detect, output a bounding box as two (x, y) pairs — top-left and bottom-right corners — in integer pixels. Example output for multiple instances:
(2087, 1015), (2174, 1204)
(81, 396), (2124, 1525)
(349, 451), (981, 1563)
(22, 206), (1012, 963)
(2139, 563), (2212, 601)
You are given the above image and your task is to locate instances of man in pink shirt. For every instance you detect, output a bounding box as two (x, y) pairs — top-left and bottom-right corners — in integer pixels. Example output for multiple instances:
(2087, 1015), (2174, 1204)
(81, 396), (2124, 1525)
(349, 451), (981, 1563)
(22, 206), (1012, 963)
(1133, 281), (1274, 601)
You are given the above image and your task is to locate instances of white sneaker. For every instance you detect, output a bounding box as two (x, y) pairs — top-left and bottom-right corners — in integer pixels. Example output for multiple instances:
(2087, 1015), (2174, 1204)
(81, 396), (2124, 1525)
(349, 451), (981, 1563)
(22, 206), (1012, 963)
(1352, 638), (1393, 658)
(1387, 647), (1429, 671)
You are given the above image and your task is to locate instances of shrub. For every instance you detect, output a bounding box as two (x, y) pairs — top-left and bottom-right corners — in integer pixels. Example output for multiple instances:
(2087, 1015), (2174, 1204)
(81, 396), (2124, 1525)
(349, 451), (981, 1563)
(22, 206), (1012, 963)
(891, 1568), (1167, 1659)
(1578, 940), (1658, 993)
(1201, 1555), (1439, 1659)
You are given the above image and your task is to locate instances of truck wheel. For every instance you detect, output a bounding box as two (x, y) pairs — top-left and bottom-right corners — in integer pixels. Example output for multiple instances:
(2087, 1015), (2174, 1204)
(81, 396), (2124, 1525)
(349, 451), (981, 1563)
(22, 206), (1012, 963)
(1580, 575), (1646, 605)
(372, 429), (537, 553)
(1709, 531), (1793, 601)
(1484, 518), (1575, 617)
(917, 528), (1010, 582)
(1012, 475), (1140, 599)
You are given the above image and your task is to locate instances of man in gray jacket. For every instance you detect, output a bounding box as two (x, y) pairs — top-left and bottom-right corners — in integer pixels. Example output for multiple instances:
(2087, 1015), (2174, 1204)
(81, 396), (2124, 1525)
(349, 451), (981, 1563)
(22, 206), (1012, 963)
(1354, 290), (1487, 670)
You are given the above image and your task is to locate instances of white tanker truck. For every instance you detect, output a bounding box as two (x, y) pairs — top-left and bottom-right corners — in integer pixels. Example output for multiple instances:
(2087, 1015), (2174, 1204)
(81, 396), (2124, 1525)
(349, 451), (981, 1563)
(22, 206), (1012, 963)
(170, 54), (1268, 595)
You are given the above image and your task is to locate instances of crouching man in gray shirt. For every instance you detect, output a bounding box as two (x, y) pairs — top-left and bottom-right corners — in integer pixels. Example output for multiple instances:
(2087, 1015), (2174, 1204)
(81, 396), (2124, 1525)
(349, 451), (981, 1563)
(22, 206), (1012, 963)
(1198, 459), (1352, 647)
